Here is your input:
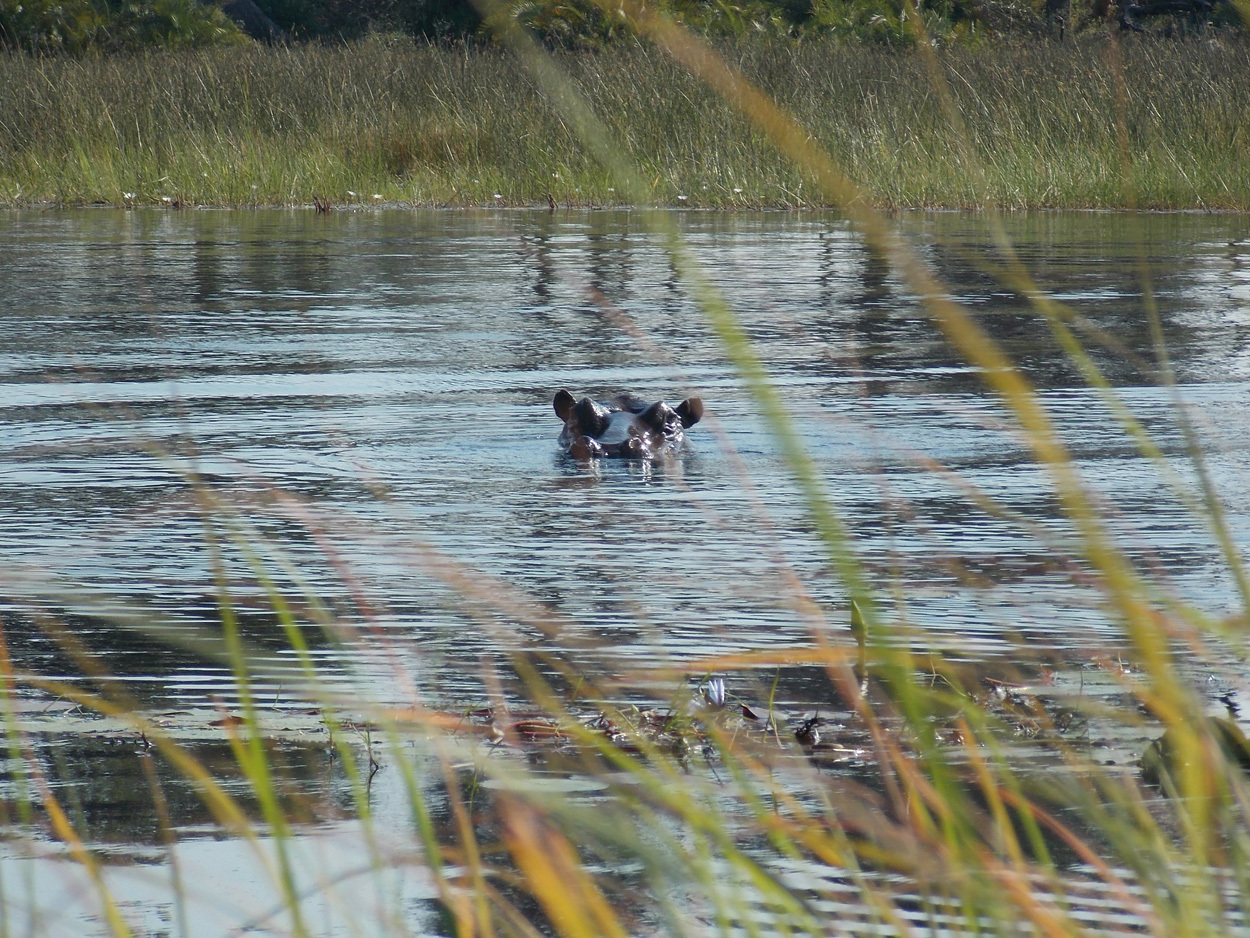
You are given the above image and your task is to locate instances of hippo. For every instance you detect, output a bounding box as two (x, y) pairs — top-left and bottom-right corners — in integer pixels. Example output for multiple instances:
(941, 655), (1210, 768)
(553, 389), (704, 460)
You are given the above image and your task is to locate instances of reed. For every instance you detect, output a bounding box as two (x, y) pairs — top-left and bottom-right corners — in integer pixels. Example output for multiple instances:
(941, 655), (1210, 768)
(0, 33), (1247, 209)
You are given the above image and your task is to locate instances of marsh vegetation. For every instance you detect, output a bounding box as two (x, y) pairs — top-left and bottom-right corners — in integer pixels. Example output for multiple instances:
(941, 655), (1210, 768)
(1, 34), (1248, 209)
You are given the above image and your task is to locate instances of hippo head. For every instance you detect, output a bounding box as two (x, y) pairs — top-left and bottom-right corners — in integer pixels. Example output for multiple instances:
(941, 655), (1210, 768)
(553, 389), (704, 460)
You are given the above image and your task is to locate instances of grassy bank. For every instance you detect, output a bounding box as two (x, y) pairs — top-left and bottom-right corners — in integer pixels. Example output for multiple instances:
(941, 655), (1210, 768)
(1, 33), (1248, 209)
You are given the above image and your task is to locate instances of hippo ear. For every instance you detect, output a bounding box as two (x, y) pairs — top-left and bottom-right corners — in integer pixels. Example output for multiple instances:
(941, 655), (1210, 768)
(677, 397), (704, 428)
(554, 389), (576, 421)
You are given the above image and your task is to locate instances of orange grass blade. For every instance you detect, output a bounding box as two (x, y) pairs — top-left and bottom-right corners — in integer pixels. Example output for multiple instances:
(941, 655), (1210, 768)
(500, 798), (627, 938)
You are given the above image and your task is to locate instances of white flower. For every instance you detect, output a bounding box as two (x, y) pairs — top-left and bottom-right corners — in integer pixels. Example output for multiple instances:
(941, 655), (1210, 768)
(701, 678), (726, 709)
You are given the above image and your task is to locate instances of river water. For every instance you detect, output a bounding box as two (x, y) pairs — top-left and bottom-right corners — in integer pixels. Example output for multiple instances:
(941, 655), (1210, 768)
(1, 207), (1249, 934)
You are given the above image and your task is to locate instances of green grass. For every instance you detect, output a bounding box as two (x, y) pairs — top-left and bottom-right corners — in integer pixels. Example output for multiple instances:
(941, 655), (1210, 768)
(1, 33), (1248, 209)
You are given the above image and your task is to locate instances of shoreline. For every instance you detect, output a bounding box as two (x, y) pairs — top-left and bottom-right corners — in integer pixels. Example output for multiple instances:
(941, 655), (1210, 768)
(2, 200), (1247, 214)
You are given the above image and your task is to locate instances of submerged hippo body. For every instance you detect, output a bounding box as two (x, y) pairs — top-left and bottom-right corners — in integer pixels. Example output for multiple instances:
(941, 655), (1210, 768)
(554, 389), (704, 460)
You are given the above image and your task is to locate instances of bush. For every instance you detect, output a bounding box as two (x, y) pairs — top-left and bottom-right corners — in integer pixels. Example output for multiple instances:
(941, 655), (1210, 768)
(0, 0), (104, 50)
(0, 0), (244, 51)
(253, 0), (482, 40)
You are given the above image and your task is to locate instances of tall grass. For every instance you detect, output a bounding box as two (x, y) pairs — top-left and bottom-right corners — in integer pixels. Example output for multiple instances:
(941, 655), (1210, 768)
(5, 10), (1250, 938)
(0, 33), (1248, 208)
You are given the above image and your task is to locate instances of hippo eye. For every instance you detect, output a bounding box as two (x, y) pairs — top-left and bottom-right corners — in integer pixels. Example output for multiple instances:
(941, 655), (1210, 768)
(573, 397), (610, 438)
(639, 401), (679, 434)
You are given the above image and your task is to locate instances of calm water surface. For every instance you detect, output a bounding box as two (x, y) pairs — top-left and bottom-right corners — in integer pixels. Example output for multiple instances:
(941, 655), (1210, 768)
(1, 207), (1249, 934)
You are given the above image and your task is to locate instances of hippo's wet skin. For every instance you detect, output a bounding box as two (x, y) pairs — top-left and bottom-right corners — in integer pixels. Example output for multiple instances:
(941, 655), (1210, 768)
(554, 389), (704, 460)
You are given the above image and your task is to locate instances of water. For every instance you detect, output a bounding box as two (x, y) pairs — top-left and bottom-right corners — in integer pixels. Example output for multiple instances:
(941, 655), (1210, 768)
(1, 207), (1249, 934)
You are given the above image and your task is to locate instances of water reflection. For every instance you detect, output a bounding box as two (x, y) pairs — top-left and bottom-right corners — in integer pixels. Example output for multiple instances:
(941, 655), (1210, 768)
(4, 210), (1248, 648)
(1, 207), (1249, 926)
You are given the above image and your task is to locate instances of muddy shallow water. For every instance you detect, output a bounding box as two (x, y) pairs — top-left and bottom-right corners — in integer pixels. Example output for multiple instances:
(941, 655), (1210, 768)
(1, 207), (1249, 934)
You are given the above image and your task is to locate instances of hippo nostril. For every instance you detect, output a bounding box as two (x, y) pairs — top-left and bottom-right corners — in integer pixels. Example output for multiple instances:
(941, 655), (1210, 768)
(620, 437), (647, 458)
